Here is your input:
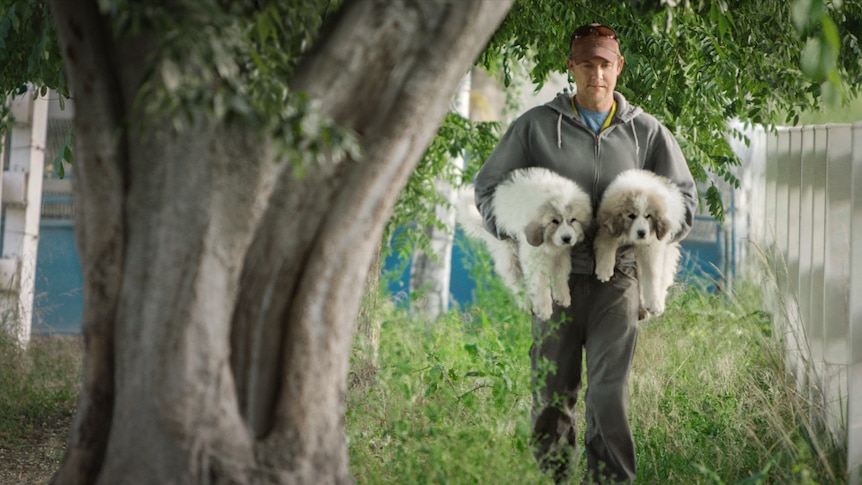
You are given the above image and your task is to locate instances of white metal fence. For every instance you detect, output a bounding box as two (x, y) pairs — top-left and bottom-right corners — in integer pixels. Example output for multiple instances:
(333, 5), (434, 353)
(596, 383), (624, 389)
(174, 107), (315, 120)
(735, 122), (862, 483)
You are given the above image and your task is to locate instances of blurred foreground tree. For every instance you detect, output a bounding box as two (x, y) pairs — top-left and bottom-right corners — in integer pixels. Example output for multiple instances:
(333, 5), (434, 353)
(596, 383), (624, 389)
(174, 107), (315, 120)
(2, 0), (511, 483)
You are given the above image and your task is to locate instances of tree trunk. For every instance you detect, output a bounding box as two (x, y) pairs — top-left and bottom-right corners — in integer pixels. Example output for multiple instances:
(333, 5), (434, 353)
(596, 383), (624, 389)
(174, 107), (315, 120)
(50, 1), (512, 484)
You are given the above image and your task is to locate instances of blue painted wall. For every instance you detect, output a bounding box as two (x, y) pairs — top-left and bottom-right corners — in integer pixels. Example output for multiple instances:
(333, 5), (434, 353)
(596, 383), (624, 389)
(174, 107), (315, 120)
(32, 220), (83, 335)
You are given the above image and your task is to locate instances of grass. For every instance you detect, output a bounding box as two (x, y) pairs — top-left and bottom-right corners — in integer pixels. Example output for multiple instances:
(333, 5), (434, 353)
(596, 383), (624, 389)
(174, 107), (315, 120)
(629, 280), (842, 484)
(348, 266), (543, 484)
(347, 244), (846, 484)
(0, 333), (81, 483)
(0, 334), (80, 444)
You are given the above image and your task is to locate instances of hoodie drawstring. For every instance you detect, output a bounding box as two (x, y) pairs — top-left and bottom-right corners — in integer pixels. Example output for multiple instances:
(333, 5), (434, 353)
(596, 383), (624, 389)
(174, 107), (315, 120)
(630, 121), (640, 159)
(557, 112), (563, 149)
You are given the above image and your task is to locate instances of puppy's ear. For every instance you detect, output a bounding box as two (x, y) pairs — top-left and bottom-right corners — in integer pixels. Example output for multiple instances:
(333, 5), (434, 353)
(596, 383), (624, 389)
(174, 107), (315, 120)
(607, 213), (626, 238)
(654, 215), (671, 241)
(524, 221), (545, 246)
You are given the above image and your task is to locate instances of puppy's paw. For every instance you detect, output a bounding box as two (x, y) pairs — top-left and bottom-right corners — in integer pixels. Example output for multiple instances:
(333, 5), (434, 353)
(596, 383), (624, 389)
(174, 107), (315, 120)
(532, 303), (553, 320)
(554, 290), (571, 308)
(643, 298), (665, 316)
(531, 294), (554, 320)
(595, 264), (614, 282)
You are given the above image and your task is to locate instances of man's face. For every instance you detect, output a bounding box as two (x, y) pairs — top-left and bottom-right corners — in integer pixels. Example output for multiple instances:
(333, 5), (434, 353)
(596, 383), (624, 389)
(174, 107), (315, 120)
(567, 56), (624, 112)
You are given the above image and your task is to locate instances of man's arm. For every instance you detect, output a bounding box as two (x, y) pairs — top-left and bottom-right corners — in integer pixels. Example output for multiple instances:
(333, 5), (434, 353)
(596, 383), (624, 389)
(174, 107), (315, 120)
(473, 120), (531, 239)
(647, 124), (698, 242)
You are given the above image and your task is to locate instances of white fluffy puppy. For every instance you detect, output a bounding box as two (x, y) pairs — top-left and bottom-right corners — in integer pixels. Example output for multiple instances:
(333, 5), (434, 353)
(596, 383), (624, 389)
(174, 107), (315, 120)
(593, 169), (686, 317)
(457, 167), (592, 319)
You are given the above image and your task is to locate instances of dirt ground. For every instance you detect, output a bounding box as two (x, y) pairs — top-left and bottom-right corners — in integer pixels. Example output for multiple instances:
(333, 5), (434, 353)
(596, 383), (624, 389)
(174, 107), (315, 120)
(0, 413), (70, 485)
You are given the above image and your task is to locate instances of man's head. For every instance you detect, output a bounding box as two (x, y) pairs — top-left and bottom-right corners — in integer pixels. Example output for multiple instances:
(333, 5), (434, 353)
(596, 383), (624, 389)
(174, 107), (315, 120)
(566, 23), (624, 112)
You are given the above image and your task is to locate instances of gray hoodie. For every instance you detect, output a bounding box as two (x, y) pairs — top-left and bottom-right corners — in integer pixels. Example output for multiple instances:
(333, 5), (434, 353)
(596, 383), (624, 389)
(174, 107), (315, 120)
(474, 91), (698, 274)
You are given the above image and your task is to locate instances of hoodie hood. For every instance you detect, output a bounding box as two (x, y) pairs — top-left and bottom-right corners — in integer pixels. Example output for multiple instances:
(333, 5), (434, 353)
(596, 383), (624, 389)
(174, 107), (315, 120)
(545, 91), (642, 122)
(545, 91), (643, 150)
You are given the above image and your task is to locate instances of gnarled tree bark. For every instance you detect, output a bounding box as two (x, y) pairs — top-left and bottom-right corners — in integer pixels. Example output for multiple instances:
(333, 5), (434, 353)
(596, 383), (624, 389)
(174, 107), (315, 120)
(51, 1), (512, 484)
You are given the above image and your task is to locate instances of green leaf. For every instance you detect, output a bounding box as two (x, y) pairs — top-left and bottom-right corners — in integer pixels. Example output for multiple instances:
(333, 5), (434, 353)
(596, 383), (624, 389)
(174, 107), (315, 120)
(52, 130), (74, 179)
(53, 152), (65, 179)
(820, 15), (840, 51)
(800, 36), (837, 82)
(448, 367), (459, 381)
(820, 78), (841, 108)
(705, 185), (725, 223)
(791, 0), (824, 34)
(464, 343), (479, 358)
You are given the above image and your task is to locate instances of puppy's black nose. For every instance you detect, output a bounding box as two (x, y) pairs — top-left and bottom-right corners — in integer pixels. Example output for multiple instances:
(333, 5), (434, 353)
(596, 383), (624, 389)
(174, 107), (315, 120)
(562, 236), (572, 244)
(637, 230), (646, 239)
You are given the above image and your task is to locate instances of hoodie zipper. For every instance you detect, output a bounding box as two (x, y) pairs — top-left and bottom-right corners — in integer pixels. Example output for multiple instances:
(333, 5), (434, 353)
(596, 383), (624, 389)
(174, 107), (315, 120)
(563, 100), (622, 209)
(592, 131), (601, 209)
(567, 116), (605, 210)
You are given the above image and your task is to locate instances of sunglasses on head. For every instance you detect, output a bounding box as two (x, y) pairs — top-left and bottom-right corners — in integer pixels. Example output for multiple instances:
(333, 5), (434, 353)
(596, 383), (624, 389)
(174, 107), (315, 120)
(571, 24), (619, 42)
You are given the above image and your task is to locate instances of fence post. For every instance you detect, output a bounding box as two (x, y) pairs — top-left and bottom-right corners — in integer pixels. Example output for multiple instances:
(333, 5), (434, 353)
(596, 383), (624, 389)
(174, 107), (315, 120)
(823, 125), (852, 439)
(0, 88), (48, 346)
(809, 127), (828, 390)
(848, 121), (862, 484)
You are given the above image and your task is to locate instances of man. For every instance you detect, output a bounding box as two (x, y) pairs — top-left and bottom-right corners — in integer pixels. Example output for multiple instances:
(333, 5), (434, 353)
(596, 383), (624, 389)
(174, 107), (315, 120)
(474, 23), (698, 483)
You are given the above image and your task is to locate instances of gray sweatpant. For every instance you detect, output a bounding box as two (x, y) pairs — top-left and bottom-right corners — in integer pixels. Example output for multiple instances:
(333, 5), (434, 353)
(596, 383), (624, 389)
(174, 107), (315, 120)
(530, 267), (639, 484)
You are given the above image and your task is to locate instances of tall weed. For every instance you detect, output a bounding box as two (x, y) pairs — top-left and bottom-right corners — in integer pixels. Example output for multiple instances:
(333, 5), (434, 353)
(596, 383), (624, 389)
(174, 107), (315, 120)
(348, 248), (846, 483)
(348, 241), (545, 484)
(0, 333), (81, 445)
(632, 281), (842, 484)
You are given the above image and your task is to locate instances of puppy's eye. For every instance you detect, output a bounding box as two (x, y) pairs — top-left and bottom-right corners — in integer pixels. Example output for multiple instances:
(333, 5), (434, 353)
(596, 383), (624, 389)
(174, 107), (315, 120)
(627, 214), (636, 220)
(569, 218), (577, 224)
(646, 214), (652, 219)
(551, 218), (561, 225)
